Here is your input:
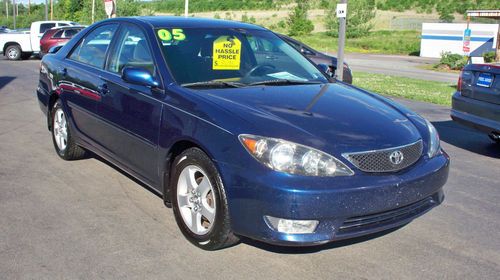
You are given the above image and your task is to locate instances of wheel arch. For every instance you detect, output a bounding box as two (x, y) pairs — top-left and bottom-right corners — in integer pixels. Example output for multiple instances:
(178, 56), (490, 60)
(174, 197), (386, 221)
(47, 92), (59, 131)
(3, 42), (21, 54)
(162, 139), (212, 206)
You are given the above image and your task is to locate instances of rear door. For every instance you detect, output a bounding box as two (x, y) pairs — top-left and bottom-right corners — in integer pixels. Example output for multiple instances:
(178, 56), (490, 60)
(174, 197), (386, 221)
(461, 64), (500, 105)
(61, 23), (119, 145)
(96, 23), (163, 184)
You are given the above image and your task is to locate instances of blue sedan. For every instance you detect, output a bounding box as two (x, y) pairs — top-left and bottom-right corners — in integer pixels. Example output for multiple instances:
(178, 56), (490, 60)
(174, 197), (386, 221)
(36, 17), (449, 250)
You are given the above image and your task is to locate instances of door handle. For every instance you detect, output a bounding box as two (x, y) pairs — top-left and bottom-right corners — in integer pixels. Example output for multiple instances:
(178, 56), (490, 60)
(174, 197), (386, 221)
(98, 84), (109, 95)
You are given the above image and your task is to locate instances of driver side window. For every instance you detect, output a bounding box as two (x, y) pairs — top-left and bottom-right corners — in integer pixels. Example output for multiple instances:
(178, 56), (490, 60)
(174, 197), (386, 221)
(107, 24), (156, 76)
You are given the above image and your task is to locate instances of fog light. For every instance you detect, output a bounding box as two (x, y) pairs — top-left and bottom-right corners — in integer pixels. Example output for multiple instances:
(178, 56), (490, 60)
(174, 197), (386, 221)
(264, 216), (318, 234)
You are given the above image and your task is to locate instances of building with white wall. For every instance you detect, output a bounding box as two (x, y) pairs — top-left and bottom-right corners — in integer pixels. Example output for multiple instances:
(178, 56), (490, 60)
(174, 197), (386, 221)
(420, 23), (498, 58)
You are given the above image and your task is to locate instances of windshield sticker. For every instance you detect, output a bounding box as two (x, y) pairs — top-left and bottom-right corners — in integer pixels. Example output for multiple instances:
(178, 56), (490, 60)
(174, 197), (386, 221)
(213, 36), (241, 70)
(267, 72), (307, 81)
(157, 29), (186, 42)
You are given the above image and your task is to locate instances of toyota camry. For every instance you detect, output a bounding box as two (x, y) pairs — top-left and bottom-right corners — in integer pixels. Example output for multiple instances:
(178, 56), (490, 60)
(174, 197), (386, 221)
(36, 17), (450, 250)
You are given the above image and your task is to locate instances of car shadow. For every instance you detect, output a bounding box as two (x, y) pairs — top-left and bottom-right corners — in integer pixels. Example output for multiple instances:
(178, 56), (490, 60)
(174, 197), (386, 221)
(0, 76), (15, 91)
(238, 226), (404, 254)
(432, 120), (500, 158)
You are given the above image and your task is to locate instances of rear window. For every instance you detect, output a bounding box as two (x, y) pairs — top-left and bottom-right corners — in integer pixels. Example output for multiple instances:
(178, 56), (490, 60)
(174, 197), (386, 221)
(40, 23), (56, 34)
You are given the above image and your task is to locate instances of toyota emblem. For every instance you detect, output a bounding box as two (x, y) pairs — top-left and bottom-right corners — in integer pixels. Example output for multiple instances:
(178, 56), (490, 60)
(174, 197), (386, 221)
(389, 150), (404, 165)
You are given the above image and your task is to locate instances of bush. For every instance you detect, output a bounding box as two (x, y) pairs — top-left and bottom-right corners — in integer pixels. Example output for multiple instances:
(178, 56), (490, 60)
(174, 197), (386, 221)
(241, 13), (256, 24)
(483, 51), (496, 63)
(287, 1), (314, 36)
(325, 0), (376, 38)
(438, 52), (467, 70)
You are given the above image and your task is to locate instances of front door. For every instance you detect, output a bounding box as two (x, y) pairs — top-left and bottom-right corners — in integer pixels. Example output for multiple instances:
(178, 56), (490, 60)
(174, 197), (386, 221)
(97, 23), (163, 185)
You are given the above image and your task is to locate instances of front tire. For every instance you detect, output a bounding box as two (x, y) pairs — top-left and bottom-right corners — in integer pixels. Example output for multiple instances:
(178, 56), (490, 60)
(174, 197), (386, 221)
(171, 148), (239, 250)
(51, 99), (86, 160)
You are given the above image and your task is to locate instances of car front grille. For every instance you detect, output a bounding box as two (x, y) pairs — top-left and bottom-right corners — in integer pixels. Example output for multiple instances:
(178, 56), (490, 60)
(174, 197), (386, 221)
(342, 140), (423, 173)
(337, 195), (437, 235)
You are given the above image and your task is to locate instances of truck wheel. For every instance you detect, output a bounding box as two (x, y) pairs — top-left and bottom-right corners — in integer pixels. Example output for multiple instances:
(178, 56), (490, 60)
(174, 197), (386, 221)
(5, 45), (22, 60)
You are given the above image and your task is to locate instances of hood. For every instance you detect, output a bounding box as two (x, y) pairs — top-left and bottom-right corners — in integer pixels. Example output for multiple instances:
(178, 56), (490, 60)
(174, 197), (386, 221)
(199, 83), (422, 154)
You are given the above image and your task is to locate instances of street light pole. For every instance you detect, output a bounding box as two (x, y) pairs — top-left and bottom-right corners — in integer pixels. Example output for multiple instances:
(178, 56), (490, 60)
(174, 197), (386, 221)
(336, 0), (347, 82)
(5, 0), (8, 20)
(184, 0), (189, 17)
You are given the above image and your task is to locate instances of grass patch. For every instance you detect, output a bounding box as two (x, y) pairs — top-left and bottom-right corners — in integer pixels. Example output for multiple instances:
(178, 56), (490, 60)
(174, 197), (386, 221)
(352, 71), (454, 106)
(292, 30), (421, 55)
(417, 64), (461, 74)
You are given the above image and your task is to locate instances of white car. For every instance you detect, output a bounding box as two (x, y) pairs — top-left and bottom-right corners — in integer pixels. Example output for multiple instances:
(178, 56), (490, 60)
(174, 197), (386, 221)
(0, 21), (79, 60)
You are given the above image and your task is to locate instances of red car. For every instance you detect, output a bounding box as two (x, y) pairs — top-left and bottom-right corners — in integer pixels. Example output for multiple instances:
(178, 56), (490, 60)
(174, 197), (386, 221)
(40, 26), (84, 57)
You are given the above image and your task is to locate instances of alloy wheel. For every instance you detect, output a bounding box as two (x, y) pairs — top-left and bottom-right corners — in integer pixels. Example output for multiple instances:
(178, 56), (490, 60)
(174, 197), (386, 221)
(53, 108), (68, 151)
(176, 165), (216, 235)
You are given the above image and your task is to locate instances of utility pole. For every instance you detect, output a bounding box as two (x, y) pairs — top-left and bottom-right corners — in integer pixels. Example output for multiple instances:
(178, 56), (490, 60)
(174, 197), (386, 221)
(5, 0), (8, 20)
(12, 0), (15, 29)
(336, 0), (347, 82)
(50, 0), (53, 20)
(92, 0), (95, 23)
(44, 0), (48, 20)
(184, 0), (189, 17)
(28, 0), (31, 15)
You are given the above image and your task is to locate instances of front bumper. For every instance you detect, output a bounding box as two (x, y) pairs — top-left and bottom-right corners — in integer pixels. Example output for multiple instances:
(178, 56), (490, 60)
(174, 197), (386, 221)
(451, 92), (500, 134)
(219, 151), (449, 246)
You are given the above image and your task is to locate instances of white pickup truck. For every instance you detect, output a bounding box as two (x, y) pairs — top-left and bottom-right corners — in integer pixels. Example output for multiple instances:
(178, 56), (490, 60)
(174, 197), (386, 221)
(0, 20), (79, 60)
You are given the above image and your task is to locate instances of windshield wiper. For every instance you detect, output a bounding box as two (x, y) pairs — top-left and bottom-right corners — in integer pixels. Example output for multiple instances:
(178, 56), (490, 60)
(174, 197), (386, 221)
(182, 80), (245, 89)
(248, 79), (323, 86)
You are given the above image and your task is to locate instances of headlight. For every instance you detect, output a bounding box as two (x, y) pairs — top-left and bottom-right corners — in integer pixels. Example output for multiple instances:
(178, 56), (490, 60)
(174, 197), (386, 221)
(239, 134), (354, 177)
(425, 119), (440, 158)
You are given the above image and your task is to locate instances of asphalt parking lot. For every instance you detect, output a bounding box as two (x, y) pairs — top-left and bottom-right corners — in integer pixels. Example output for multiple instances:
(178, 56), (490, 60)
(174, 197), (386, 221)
(1, 57), (499, 279)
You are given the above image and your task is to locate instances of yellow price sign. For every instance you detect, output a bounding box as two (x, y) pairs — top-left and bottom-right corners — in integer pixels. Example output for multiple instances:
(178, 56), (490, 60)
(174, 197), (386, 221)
(212, 36), (241, 70)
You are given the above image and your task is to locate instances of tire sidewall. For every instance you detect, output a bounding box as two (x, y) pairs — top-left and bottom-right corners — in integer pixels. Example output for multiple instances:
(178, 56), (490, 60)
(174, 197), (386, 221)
(171, 148), (228, 248)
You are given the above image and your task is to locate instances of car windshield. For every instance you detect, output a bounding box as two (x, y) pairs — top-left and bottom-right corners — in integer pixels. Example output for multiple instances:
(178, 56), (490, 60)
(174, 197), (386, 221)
(155, 28), (328, 88)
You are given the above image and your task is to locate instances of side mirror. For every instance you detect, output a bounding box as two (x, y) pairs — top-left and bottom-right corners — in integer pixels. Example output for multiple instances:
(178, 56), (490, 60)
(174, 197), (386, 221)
(48, 45), (63, 54)
(122, 67), (159, 88)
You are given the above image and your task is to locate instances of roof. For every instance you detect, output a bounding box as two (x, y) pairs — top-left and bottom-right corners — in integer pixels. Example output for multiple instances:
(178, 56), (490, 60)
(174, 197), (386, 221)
(133, 16), (267, 30)
(466, 10), (500, 19)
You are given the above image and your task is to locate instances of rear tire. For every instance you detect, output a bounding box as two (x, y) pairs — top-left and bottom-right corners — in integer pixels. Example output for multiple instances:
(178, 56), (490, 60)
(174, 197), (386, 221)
(50, 99), (86, 160)
(5, 45), (21, 60)
(171, 148), (239, 250)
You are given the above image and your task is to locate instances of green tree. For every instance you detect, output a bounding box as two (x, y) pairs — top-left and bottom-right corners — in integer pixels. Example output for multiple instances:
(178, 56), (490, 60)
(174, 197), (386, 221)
(325, 0), (376, 38)
(287, 1), (314, 36)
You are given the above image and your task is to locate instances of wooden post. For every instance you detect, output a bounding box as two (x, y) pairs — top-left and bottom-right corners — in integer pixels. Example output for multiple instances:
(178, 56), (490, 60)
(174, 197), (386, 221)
(92, 0), (95, 23)
(496, 24), (500, 62)
(50, 0), (53, 20)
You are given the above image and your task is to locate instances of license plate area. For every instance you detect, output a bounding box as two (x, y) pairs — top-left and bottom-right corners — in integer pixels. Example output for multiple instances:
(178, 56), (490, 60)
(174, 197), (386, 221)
(476, 72), (493, 88)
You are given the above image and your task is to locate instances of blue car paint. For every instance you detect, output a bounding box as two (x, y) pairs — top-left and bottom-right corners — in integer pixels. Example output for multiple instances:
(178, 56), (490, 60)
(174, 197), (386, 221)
(37, 17), (449, 246)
